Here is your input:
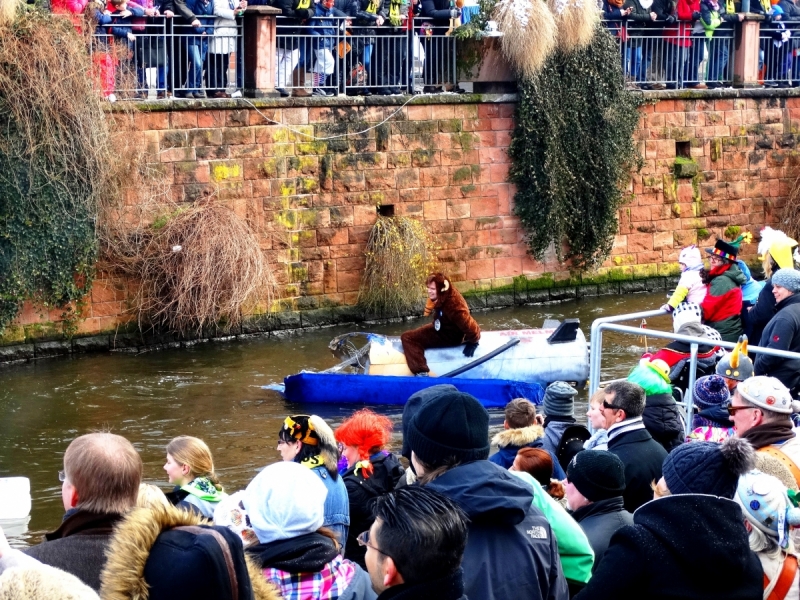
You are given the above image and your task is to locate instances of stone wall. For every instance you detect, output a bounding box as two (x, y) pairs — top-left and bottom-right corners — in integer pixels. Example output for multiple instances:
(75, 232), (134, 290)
(3, 91), (798, 355)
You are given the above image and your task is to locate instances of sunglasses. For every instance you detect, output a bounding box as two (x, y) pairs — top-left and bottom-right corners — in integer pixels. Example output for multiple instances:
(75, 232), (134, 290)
(602, 400), (623, 411)
(357, 529), (389, 557)
(726, 404), (757, 416)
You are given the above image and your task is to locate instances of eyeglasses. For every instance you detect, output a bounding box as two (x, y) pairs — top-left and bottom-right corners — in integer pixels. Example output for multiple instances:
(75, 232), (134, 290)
(58, 470), (66, 483)
(357, 530), (388, 557)
(602, 400), (623, 411)
(726, 404), (757, 416)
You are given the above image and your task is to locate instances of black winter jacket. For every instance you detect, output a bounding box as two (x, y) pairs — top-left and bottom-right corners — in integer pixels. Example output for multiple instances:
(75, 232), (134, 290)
(574, 495), (763, 600)
(419, 0), (451, 26)
(642, 393), (685, 453)
(755, 292), (800, 394)
(746, 280), (777, 344)
(571, 497), (633, 573)
(376, 568), (467, 600)
(607, 427), (668, 513)
(426, 460), (568, 600)
(343, 452), (404, 567)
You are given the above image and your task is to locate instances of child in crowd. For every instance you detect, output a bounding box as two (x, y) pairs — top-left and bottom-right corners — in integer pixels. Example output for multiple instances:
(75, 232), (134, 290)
(309, 0), (341, 96)
(86, 0), (118, 101)
(164, 435), (227, 518)
(700, 0), (744, 87)
(686, 374), (734, 442)
(662, 245), (706, 312)
(736, 471), (800, 596)
(489, 398), (566, 480)
(584, 388), (609, 450)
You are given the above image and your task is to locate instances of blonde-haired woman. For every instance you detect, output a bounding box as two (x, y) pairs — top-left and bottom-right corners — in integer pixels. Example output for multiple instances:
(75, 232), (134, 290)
(746, 228), (798, 344)
(164, 436), (227, 518)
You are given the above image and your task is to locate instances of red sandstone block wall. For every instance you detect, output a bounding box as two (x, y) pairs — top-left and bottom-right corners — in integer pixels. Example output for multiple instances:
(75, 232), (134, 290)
(9, 95), (796, 337)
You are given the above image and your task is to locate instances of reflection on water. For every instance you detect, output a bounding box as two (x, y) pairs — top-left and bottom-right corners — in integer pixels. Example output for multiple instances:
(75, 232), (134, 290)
(0, 291), (670, 546)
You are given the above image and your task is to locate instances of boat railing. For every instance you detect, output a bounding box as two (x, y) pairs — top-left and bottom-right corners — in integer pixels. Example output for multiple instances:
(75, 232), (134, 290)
(589, 309), (800, 435)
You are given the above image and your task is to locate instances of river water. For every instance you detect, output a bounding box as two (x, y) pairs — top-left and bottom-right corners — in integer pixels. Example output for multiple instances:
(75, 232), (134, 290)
(0, 291), (671, 546)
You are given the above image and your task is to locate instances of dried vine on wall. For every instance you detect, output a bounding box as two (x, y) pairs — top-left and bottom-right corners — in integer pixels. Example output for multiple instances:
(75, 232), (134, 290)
(509, 27), (642, 270)
(358, 217), (437, 316)
(0, 7), (113, 333)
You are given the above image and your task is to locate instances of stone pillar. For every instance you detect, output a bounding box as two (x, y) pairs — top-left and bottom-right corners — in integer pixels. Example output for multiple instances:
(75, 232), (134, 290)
(733, 14), (763, 88)
(243, 5), (282, 98)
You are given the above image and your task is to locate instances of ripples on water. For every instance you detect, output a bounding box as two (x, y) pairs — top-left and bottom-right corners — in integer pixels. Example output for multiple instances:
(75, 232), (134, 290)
(0, 291), (671, 546)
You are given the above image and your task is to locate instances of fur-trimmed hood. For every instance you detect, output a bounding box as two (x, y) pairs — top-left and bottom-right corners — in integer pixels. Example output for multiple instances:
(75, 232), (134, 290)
(491, 424), (545, 449)
(100, 503), (281, 600)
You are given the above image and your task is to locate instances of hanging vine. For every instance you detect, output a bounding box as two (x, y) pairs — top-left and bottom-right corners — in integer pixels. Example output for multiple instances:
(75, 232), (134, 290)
(509, 27), (642, 270)
(0, 8), (114, 333)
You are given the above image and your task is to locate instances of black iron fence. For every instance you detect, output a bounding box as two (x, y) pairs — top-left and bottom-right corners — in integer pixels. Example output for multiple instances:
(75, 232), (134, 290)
(88, 16), (244, 99)
(603, 19), (737, 89)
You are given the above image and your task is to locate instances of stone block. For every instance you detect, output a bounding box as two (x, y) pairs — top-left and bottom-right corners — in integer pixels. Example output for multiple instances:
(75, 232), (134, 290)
(35, 340), (72, 358)
(72, 335), (111, 353)
(0, 344), (35, 362)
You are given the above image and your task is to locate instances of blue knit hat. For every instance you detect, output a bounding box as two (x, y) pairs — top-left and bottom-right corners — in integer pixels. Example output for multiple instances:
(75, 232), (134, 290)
(662, 437), (755, 499)
(772, 268), (800, 294)
(693, 375), (730, 411)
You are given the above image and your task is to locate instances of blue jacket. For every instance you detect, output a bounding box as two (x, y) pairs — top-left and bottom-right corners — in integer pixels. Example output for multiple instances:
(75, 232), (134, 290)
(310, 3), (345, 49)
(187, 0), (215, 34)
(489, 424), (566, 480)
(755, 292), (800, 393)
(426, 461), (569, 600)
(311, 464), (350, 550)
(109, 6), (145, 39)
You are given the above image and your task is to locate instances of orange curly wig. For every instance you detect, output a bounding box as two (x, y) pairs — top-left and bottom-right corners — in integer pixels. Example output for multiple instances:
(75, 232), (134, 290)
(335, 409), (393, 461)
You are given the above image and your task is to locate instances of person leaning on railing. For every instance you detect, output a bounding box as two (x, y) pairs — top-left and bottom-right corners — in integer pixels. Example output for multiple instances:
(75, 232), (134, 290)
(128, 0), (174, 98)
(418, 0), (459, 92)
(352, 0), (388, 95)
(208, 0), (247, 98)
(699, 0), (744, 88)
(622, 0), (669, 88)
(662, 0), (697, 88)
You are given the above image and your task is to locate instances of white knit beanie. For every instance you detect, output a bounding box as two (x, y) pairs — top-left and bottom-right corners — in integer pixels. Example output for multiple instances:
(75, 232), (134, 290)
(243, 461), (328, 545)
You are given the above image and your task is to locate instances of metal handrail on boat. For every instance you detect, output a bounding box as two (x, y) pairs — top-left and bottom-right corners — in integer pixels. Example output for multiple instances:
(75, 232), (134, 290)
(589, 309), (800, 435)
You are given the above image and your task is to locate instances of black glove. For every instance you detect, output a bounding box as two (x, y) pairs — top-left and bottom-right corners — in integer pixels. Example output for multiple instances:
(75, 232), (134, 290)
(665, 14), (676, 23)
(463, 342), (478, 358)
(691, 10), (700, 19)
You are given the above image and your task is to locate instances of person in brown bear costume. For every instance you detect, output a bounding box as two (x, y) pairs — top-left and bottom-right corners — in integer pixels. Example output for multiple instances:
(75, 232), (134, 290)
(400, 273), (481, 376)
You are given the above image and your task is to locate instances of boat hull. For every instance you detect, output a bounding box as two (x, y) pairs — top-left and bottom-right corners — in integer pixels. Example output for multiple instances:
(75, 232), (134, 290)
(278, 372), (545, 407)
(368, 329), (589, 386)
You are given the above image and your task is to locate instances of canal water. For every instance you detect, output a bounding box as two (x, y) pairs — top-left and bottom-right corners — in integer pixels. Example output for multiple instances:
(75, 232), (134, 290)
(0, 291), (671, 546)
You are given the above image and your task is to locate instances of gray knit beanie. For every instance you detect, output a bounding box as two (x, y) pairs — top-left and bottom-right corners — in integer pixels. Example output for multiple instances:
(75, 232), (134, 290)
(772, 268), (800, 294)
(543, 381), (577, 417)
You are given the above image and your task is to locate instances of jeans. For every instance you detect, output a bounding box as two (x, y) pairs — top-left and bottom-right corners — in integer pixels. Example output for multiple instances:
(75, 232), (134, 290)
(706, 36), (729, 83)
(187, 37), (208, 93)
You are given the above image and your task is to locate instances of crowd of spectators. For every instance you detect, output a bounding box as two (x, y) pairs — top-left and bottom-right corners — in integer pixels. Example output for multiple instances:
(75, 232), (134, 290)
(603, 0), (800, 88)
(48, 0), (458, 100)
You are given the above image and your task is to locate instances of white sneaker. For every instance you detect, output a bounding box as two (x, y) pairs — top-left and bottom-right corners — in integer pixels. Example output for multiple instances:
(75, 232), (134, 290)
(231, 90), (242, 98)
(107, 94), (117, 102)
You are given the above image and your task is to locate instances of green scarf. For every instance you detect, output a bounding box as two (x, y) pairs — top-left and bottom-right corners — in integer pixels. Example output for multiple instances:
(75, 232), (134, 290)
(181, 477), (227, 503)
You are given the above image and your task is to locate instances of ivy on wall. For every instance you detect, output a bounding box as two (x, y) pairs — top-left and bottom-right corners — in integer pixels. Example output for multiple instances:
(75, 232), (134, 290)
(0, 10), (109, 333)
(508, 27), (642, 270)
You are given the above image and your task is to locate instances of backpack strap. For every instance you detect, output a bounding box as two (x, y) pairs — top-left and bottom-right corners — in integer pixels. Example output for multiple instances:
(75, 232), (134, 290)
(758, 446), (800, 488)
(765, 554), (798, 600)
(174, 525), (239, 600)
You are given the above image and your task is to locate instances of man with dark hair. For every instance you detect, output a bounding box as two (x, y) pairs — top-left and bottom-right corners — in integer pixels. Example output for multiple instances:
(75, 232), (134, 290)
(363, 486), (469, 599)
(602, 381), (668, 512)
(25, 432), (142, 591)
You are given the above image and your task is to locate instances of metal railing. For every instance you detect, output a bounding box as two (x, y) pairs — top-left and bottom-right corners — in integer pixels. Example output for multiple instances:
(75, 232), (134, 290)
(88, 15), (244, 99)
(589, 309), (800, 435)
(758, 23), (800, 88)
(604, 19), (735, 89)
(274, 16), (455, 97)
